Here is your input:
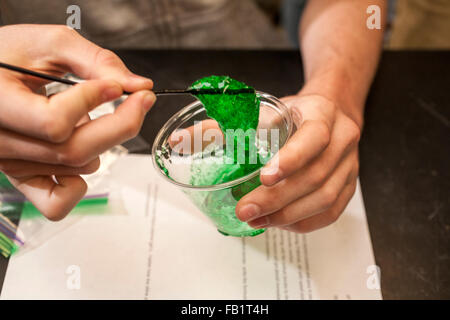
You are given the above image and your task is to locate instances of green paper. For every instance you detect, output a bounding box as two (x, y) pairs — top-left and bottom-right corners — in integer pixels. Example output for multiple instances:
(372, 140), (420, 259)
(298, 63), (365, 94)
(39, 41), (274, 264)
(20, 197), (109, 219)
(0, 230), (17, 258)
(0, 172), (13, 188)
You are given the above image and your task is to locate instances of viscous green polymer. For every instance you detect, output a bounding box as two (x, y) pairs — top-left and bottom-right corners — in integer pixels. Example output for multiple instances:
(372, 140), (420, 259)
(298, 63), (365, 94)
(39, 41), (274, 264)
(156, 75), (268, 237)
(190, 75), (265, 185)
(190, 75), (260, 133)
(186, 76), (266, 236)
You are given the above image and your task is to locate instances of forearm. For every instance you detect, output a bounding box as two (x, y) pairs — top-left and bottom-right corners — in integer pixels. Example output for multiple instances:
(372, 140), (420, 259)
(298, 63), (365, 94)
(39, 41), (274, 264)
(299, 0), (386, 127)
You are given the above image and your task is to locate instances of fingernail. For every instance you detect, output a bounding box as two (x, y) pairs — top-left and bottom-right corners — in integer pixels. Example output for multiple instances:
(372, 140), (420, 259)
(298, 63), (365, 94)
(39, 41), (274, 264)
(237, 204), (261, 222)
(261, 155), (282, 185)
(248, 216), (270, 229)
(130, 74), (153, 87)
(142, 91), (156, 112)
(261, 166), (282, 186)
(103, 85), (122, 101)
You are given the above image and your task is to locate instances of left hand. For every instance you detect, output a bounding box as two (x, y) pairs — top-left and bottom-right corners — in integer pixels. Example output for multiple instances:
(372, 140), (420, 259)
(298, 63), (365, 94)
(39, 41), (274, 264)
(235, 94), (361, 233)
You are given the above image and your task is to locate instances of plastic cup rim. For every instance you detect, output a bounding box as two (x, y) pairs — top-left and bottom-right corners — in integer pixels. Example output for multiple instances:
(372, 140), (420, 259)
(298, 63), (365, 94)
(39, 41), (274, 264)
(151, 91), (293, 191)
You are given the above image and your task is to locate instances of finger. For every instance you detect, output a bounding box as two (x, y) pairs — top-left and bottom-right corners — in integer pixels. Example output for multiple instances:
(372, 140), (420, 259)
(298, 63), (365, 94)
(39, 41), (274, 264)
(0, 157), (100, 179)
(168, 119), (222, 154)
(0, 25), (152, 91)
(76, 114), (91, 127)
(236, 116), (359, 222)
(7, 174), (88, 221)
(0, 127), (63, 163)
(54, 90), (156, 166)
(0, 90), (156, 166)
(46, 27), (153, 92)
(260, 95), (336, 186)
(80, 48), (154, 92)
(0, 77), (123, 142)
(281, 181), (357, 233)
(45, 79), (124, 141)
(259, 120), (330, 185)
(246, 152), (357, 228)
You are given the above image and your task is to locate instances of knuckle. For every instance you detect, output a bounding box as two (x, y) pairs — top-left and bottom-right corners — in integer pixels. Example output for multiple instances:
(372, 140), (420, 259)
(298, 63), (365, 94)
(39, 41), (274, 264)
(327, 100), (337, 114)
(260, 184), (287, 212)
(289, 222), (310, 234)
(270, 208), (288, 227)
(309, 166), (328, 189)
(328, 209), (342, 224)
(346, 119), (361, 145)
(272, 204), (304, 227)
(95, 48), (122, 67)
(346, 154), (360, 183)
(83, 158), (101, 174)
(279, 152), (298, 175)
(74, 86), (92, 109)
(42, 112), (70, 143)
(58, 147), (88, 167)
(49, 25), (77, 43)
(320, 185), (339, 210)
(313, 120), (331, 148)
(122, 118), (141, 139)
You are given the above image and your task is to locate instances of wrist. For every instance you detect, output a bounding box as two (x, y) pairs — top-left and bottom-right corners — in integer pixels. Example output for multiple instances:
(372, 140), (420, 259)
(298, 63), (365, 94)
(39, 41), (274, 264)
(297, 69), (366, 128)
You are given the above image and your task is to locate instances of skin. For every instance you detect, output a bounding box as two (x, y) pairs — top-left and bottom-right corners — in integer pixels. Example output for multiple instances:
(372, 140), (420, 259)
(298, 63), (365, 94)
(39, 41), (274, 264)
(1, 1), (385, 233)
(0, 24), (156, 221)
(235, 0), (387, 233)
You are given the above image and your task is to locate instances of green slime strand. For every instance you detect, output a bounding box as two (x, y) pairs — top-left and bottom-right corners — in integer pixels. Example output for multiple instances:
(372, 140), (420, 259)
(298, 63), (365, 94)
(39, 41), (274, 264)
(190, 75), (264, 185)
(190, 75), (259, 133)
(156, 76), (270, 236)
(187, 75), (266, 236)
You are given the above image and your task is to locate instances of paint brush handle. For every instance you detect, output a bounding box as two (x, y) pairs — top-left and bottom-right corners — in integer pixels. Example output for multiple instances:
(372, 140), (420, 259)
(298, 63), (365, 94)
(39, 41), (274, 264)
(0, 62), (255, 96)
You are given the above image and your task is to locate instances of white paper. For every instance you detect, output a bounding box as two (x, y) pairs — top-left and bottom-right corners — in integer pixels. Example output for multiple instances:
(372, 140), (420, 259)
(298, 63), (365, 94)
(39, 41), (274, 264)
(1, 155), (381, 300)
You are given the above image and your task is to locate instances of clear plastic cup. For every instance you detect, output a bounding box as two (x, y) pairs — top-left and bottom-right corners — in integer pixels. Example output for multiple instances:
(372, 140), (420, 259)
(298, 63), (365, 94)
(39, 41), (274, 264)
(152, 92), (293, 237)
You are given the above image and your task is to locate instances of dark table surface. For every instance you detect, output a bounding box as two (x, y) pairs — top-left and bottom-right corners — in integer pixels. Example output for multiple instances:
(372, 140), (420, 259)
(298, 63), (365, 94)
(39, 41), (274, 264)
(1, 50), (449, 299)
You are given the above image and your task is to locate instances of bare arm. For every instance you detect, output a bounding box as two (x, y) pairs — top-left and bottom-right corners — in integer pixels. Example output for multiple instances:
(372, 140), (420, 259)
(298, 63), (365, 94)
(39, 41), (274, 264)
(300, 0), (386, 126)
(236, 1), (386, 233)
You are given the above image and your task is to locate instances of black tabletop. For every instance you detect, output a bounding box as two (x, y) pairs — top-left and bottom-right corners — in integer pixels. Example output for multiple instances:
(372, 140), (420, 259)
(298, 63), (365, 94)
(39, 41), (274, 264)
(0, 50), (449, 299)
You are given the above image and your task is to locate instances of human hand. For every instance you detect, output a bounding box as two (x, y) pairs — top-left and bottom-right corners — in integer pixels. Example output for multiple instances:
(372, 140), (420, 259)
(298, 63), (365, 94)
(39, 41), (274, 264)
(0, 24), (155, 220)
(236, 94), (361, 233)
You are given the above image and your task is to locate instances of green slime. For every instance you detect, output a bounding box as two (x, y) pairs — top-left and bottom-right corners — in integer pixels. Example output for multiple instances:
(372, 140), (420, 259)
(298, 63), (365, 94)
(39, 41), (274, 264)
(155, 76), (271, 236)
(186, 76), (267, 236)
(190, 76), (266, 185)
(190, 76), (259, 133)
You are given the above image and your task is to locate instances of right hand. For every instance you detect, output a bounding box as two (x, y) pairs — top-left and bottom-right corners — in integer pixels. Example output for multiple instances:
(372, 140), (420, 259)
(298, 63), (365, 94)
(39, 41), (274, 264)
(0, 24), (156, 220)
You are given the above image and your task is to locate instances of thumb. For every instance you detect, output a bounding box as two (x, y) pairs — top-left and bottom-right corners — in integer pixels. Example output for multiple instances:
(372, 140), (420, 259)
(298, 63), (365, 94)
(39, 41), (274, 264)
(282, 94), (336, 129)
(0, 76), (123, 143)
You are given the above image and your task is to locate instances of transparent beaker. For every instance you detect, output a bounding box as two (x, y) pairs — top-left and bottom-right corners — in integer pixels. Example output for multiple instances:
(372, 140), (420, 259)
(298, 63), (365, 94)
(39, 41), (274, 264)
(152, 92), (293, 237)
